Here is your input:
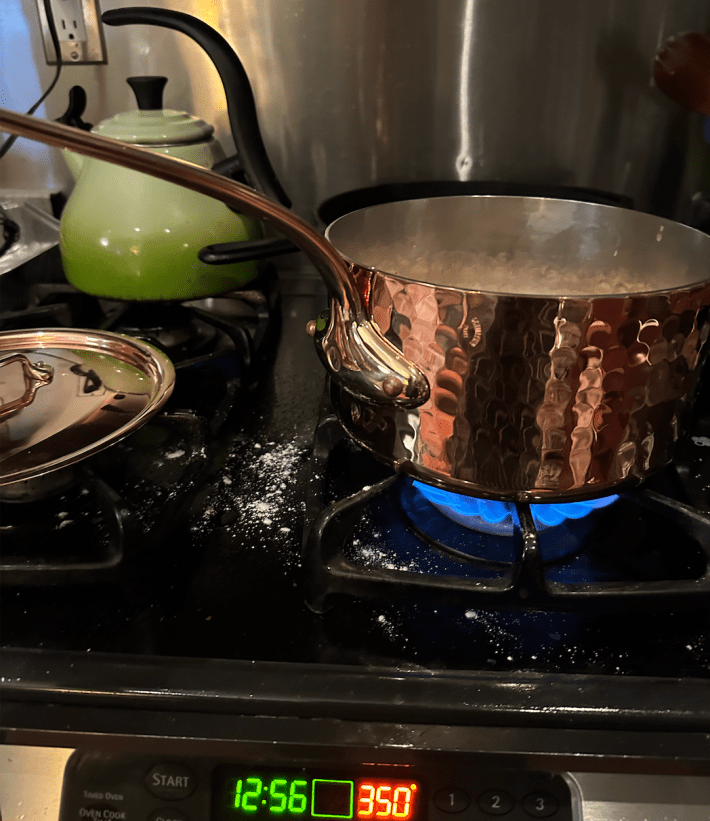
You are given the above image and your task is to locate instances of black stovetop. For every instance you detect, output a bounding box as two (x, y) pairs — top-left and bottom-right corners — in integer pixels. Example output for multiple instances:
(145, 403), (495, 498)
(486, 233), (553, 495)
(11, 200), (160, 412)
(2, 250), (710, 739)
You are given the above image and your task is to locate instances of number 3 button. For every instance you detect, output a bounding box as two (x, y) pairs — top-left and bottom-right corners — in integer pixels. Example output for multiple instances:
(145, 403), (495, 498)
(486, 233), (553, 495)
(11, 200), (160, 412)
(522, 792), (559, 818)
(477, 790), (514, 816)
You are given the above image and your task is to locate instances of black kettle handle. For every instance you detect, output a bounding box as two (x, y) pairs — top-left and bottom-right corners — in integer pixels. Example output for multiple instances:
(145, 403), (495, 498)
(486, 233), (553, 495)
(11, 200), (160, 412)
(199, 237), (297, 265)
(101, 6), (291, 209)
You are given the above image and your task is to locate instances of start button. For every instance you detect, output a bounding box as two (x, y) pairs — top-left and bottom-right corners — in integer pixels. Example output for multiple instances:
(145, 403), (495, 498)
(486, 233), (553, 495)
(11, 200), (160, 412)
(144, 762), (197, 800)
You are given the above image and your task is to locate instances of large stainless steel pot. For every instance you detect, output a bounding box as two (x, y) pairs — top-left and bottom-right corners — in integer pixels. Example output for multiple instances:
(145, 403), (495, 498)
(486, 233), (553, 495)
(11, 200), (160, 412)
(3, 110), (710, 502)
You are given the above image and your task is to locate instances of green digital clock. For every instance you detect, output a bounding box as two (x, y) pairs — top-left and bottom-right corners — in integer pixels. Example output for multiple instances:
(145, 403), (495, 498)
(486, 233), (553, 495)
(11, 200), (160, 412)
(233, 777), (311, 815)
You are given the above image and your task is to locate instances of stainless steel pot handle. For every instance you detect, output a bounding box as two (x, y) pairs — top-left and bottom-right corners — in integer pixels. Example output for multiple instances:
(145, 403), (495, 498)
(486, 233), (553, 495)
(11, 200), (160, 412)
(0, 353), (54, 420)
(0, 109), (429, 409)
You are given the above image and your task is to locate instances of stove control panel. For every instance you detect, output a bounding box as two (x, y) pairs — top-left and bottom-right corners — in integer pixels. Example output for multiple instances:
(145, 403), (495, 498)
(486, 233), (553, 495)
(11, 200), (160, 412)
(57, 752), (578, 821)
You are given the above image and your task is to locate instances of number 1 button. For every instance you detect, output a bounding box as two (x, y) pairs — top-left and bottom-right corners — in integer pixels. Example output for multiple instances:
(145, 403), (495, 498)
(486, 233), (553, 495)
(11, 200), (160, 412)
(433, 788), (470, 813)
(477, 790), (514, 816)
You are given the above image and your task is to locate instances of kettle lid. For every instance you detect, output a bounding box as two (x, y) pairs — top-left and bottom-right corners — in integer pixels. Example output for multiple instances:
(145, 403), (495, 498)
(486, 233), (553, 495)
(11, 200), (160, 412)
(93, 76), (214, 145)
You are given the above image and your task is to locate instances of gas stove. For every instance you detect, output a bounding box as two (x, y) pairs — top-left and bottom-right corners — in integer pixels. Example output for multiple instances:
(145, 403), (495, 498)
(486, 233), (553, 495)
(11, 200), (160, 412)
(1, 244), (710, 821)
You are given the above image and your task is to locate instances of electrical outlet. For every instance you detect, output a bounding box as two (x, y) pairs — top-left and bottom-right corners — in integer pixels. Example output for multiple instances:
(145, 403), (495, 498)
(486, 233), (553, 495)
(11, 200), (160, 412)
(36, 0), (107, 64)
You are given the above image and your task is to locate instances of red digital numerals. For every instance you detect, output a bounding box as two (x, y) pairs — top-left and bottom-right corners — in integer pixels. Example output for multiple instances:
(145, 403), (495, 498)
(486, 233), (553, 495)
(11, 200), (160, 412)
(356, 781), (418, 821)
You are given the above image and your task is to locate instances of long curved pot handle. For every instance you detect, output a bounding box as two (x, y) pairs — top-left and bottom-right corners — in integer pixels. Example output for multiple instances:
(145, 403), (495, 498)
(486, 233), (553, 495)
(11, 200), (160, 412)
(0, 109), (430, 409)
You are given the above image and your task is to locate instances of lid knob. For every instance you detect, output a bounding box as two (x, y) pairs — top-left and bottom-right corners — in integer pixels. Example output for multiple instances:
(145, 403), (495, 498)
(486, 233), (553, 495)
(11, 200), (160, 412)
(126, 76), (168, 111)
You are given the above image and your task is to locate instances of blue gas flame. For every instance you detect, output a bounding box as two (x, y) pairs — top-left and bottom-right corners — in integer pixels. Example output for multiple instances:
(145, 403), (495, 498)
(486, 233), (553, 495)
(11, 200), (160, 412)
(413, 481), (618, 534)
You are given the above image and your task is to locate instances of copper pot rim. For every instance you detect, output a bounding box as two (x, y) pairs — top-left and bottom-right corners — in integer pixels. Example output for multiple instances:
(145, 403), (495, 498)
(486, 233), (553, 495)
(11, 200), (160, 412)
(325, 194), (710, 301)
(344, 262), (710, 302)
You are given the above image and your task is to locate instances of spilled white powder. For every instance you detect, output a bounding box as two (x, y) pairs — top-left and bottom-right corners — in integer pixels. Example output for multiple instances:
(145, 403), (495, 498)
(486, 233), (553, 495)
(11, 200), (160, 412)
(375, 612), (400, 641)
(193, 440), (306, 569)
(352, 536), (435, 575)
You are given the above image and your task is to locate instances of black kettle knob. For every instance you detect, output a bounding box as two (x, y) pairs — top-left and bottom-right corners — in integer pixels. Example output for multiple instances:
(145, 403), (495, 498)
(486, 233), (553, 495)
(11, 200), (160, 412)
(126, 76), (168, 110)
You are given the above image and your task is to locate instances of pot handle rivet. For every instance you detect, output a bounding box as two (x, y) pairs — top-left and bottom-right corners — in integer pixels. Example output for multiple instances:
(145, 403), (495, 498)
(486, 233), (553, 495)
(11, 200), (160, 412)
(382, 376), (404, 397)
(306, 320), (317, 337)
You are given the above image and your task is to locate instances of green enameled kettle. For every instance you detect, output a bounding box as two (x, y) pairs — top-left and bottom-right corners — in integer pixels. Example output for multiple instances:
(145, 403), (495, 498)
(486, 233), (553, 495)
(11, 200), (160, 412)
(60, 74), (263, 301)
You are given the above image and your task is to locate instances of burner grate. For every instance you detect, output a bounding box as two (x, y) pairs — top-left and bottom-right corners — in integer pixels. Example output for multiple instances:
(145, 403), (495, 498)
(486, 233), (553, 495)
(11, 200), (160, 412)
(303, 409), (710, 614)
(0, 411), (208, 586)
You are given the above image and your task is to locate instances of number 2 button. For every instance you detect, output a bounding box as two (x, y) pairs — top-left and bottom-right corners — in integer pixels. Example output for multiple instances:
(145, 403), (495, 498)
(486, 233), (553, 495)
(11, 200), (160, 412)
(477, 790), (514, 816)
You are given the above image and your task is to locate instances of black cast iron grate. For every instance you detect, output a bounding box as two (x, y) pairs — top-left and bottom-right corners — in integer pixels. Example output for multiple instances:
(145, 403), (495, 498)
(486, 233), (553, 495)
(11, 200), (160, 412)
(303, 409), (710, 614)
(0, 411), (209, 586)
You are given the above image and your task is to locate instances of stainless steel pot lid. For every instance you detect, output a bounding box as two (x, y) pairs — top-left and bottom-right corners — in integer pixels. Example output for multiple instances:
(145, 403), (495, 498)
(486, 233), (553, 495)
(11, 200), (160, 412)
(0, 329), (175, 486)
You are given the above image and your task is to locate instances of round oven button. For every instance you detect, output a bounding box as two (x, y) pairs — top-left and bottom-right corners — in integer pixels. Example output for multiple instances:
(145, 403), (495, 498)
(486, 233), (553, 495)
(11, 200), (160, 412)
(144, 762), (197, 800)
(477, 790), (514, 816)
(522, 792), (559, 818)
(148, 809), (191, 821)
(433, 787), (470, 813)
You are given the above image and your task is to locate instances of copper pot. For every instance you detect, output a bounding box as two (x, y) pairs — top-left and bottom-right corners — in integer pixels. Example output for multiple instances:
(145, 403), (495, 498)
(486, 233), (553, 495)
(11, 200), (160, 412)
(325, 197), (710, 500)
(3, 110), (710, 501)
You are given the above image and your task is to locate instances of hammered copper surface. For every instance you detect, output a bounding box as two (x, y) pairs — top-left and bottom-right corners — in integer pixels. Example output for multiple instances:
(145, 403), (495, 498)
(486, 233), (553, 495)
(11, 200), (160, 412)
(333, 271), (710, 501)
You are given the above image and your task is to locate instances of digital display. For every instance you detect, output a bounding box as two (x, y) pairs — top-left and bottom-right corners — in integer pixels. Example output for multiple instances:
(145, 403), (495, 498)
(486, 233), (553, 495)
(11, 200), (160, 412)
(233, 777), (310, 815)
(212, 769), (422, 821)
(355, 780), (418, 820)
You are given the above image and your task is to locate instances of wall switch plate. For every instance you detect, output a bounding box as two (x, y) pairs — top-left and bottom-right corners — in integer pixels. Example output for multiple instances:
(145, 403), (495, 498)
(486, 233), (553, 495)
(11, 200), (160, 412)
(36, 0), (107, 64)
